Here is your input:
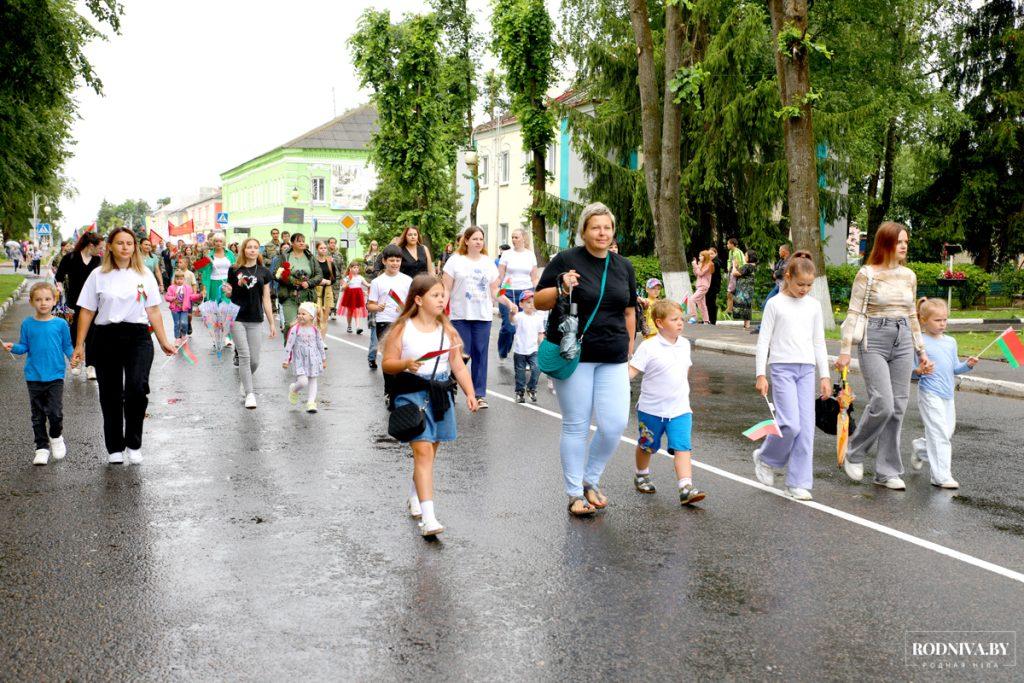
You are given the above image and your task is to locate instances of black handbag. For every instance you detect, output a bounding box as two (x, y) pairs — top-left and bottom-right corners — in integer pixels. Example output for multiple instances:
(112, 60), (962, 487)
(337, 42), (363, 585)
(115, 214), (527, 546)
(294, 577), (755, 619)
(387, 327), (445, 441)
(814, 384), (857, 435)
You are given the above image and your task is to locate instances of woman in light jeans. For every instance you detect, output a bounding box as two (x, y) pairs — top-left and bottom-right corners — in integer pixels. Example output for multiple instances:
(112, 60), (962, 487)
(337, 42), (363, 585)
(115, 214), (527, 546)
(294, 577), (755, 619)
(223, 238), (276, 409)
(836, 222), (933, 489)
(535, 203), (638, 516)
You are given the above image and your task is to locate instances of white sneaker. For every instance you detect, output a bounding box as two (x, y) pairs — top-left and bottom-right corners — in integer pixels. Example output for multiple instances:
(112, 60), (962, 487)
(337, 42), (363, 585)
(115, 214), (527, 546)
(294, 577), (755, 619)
(244, 393), (257, 409)
(50, 436), (66, 461)
(86, 366), (96, 380)
(934, 479), (960, 489)
(910, 438), (926, 470)
(419, 519), (444, 537)
(787, 487), (813, 501)
(108, 452), (124, 465)
(33, 448), (49, 466)
(408, 497), (422, 518)
(125, 448), (143, 465)
(752, 450), (774, 486)
(843, 459), (864, 482)
(874, 477), (906, 490)
(71, 366), (81, 377)
(306, 401), (317, 413)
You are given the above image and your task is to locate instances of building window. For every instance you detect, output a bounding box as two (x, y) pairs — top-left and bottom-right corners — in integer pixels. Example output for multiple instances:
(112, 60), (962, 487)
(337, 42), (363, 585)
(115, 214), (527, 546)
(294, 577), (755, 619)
(500, 223), (510, 245)
(548, 143), (557, 178)
(479, 155), (490, 187)
(499, 151), (510, 185)
(522, 150), (532, 184)
(546, 224), (561, 250)
(311, 177), (326, 203)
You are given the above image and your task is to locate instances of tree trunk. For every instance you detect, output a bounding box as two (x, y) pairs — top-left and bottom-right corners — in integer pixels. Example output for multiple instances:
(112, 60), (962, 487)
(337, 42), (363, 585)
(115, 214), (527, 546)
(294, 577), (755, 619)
(769, 0), (835, 328)
(866, 117), (898, 245)
(628, 0), (663, 231)
(629, 0), (691, 302)
(532, 147), (548, 265)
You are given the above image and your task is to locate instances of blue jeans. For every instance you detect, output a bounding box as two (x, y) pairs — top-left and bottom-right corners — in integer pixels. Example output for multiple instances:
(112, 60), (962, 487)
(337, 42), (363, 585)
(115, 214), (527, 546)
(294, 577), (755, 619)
(497, 289), (529, 358)
(514, 351), (538, 392)
(172, 311), (190, 339)
(452, 319), (491, 397)
(553, 362), (630, 497)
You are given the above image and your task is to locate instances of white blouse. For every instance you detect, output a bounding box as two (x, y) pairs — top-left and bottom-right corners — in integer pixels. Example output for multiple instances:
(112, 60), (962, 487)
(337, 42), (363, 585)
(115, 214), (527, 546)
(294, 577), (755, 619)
(77, 267), (161, 325)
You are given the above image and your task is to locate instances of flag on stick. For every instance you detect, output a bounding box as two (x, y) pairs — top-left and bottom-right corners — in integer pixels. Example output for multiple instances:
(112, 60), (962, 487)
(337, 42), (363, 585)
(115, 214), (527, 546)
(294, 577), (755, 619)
(415, 344), (461, 362)
(389, 289), (404, 307)
(743, 396), (783, 440)
(498, 278), (512, 297)
(994, 327), (1024, 369)
(159, 340), (198, 370)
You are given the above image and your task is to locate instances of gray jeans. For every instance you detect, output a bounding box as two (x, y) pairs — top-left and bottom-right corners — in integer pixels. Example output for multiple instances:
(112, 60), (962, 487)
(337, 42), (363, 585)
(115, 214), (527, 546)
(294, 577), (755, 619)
(233, 321), (264, 395)
(847, 317), (915, 481)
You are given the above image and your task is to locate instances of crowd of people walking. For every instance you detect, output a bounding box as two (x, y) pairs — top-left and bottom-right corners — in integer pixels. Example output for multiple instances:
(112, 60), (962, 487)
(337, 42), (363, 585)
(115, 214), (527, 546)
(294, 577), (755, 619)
(5, 210), (976, 538)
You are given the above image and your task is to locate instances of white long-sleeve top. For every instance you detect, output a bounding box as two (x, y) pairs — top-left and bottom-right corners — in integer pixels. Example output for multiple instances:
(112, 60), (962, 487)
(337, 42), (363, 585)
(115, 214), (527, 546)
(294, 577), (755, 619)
(755, 293), (830, 379)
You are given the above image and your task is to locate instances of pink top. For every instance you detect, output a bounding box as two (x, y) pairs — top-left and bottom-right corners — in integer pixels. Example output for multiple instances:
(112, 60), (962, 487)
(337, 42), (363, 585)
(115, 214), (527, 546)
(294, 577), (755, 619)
(694, 263), (713, 289)
(165, 284), (202, 313)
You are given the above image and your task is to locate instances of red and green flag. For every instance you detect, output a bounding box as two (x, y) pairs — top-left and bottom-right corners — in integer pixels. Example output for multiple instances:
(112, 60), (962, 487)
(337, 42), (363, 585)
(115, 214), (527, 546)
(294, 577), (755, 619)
(179, 341), (198, 365)
(389, 289), (404, 307)
(415, 343), (462, 362)
(995, 327), (1024, 369)
(743, 418), (782, 441)
(498, 278), (512, 297)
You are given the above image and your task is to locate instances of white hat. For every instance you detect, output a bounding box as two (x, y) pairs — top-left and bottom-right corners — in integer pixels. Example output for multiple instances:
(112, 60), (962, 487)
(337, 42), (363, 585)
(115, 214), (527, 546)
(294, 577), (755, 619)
(299, 302), (318, 318)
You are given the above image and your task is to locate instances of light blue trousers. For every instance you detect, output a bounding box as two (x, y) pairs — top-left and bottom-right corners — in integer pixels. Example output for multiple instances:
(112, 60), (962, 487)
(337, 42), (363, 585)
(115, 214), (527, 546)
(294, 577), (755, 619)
(553, 362), (630, 497)
(756, 363), (816, 489)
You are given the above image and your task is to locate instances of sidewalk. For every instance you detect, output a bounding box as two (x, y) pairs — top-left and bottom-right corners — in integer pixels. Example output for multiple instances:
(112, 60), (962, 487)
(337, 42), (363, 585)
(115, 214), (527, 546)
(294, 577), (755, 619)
(685, 322), (1024, 399)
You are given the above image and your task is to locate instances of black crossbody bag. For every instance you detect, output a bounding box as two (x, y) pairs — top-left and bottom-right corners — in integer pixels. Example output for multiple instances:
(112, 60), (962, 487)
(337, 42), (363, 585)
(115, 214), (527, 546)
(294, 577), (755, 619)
(387, 327), (445, 441)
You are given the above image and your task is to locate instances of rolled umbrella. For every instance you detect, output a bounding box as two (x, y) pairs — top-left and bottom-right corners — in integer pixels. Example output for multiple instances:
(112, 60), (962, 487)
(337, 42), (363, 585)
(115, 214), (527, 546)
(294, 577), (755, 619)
(836, 366), (854, 466)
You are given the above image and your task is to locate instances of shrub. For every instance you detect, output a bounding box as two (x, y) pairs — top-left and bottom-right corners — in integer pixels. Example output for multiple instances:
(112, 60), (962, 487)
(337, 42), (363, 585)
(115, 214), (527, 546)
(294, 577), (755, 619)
(626, 255), (663, 288)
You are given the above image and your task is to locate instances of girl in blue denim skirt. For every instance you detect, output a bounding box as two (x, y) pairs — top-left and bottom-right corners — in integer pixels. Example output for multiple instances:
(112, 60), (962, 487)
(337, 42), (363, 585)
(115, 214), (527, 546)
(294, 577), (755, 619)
(382, 274), (478, 537)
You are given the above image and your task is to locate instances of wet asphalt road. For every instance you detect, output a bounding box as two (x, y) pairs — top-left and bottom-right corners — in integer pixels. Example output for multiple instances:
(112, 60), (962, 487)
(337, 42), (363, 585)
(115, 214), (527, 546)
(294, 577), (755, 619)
(1, 295), (1023, 681)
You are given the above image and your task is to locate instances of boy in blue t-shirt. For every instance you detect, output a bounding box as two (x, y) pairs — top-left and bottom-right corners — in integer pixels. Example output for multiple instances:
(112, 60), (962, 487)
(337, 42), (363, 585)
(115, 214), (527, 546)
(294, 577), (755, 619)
(3, 282), (74, 465)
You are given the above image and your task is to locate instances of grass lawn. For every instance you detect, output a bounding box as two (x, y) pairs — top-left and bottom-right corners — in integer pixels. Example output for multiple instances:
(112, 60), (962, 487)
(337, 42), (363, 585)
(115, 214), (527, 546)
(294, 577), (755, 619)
(823, 326), (1022, 361)
(0, 274), (25, 303)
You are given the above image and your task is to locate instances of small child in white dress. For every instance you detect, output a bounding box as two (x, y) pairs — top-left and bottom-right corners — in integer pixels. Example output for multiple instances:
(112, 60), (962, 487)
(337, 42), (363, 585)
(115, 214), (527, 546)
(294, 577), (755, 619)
(283, 301), (326, 413)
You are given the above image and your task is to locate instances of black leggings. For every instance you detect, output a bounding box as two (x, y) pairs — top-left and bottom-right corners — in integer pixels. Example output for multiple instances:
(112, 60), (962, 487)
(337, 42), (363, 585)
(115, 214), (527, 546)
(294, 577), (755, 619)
(92, 323), (154, 454)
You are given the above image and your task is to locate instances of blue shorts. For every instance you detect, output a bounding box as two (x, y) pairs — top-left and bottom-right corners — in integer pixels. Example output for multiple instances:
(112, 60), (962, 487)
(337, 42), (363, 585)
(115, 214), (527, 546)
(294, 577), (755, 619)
(393, 374), (457, 444)
(637, 411), (692, 454)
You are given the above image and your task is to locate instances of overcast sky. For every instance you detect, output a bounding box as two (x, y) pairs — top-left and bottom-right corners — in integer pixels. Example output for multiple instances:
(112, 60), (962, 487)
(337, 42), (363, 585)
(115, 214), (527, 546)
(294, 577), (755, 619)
(61, 0), (508, 229)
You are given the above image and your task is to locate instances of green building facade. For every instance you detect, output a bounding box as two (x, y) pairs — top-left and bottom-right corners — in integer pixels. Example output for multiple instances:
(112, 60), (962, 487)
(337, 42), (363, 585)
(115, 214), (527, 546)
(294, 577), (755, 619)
(219, 104), (377, 257)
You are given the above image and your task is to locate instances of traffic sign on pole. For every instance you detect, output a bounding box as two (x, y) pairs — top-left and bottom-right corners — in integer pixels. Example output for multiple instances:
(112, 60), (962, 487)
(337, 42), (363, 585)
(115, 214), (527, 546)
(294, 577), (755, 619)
(216, 212), (229, 225)
(35, 223), (52, 236)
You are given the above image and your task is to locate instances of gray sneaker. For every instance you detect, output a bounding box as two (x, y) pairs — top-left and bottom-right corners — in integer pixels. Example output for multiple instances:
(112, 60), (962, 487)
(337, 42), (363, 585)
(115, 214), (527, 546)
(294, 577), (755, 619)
(634, 473), (656, 494)
(752, 450), (774, 486)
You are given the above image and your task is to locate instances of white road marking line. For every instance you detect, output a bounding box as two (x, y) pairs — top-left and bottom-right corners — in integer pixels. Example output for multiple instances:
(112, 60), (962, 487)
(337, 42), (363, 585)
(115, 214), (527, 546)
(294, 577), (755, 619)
(326, 332), (1024, 586)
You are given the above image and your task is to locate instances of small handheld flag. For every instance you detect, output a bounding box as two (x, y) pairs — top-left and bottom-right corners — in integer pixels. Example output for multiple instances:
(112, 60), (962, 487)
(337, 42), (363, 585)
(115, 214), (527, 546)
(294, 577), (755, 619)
(389, 289), (404, 307)
(0, 336), (17, 359)
(415, 344), (462, 362)
(743, 396), (783, 440)
(499, 278), (512, 296)
(995, 327), (1024, 369)
(159, 340), (198, 370)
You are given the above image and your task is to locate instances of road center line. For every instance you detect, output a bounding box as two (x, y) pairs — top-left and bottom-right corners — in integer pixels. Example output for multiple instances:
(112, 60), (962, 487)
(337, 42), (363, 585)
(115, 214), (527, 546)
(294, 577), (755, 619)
(326, 332), (1024, 586)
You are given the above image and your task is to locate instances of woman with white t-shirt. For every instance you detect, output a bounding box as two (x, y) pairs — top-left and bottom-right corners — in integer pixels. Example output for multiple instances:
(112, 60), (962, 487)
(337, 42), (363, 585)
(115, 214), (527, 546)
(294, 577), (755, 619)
(442, 226), (514, 408)
(72, 228), (176, 465)
(496, 227), (539, 360)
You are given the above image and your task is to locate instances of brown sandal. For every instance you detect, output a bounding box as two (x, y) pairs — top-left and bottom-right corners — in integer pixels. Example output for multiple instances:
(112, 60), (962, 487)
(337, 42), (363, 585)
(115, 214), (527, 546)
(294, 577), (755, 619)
(567, 496), (596, 516)
(583, 485), (608, 509)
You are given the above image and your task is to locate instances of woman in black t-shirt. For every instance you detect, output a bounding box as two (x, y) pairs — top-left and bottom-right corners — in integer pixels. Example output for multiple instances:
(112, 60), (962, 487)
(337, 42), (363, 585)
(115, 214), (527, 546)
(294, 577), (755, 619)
(223, 238), (276, 409)
(535, 202), (637, 516)
(55, 231), (102, 379)
(397, 226), (433, 278)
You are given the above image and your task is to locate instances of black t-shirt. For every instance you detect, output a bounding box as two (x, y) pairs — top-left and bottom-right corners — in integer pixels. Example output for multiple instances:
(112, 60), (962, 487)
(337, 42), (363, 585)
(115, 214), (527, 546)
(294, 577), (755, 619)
(55, 252), (101, 308)
(537, 247), (638, 364)
(228, 264), (272, 323)
(400, 244), (429, 279)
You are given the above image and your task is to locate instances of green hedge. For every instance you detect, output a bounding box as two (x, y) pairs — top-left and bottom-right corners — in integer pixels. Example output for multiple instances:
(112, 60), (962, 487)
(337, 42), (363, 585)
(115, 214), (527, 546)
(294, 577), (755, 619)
(629, 255), (998, 310)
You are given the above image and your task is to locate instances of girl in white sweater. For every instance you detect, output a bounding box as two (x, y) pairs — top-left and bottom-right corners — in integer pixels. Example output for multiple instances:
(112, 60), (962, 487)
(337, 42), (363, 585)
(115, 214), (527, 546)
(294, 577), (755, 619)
(752, 251), (832, 500)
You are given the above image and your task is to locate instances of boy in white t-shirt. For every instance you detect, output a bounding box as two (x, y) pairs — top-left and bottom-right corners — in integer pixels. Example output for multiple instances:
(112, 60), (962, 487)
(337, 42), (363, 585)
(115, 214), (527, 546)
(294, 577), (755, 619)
(509, 291), (545, 403)
(366, 244), (413, 370)
(628, 300), (706, 506)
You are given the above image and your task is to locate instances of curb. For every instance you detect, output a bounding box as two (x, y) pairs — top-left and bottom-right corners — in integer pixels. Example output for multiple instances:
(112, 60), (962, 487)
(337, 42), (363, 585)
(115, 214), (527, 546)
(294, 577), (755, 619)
(0, 277), (29, 322)
(691, 338), (1024, 400)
